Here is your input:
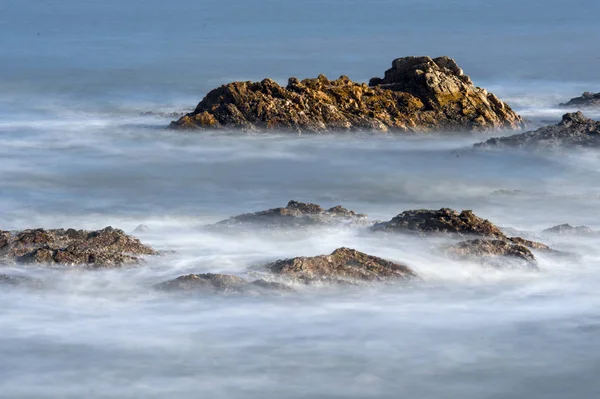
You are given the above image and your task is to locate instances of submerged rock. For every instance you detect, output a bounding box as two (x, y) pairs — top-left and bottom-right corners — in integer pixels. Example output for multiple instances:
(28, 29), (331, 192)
(133, 224), (150, 233)
(542, 224), (595, 235)
(212, 200), (368, 228)
(474, 112), (600, 149)
(155, 273), (293, 295)
(444, 239), (538, 269)
(265, 247), (418, 284)
(0, 227), (156, 267)
(0, 274), (43, 288)
(371, 208), (506, 238)
(140, 111), (187, 118)
(169, 56), (522, 133)
(559, 92), (600, 108)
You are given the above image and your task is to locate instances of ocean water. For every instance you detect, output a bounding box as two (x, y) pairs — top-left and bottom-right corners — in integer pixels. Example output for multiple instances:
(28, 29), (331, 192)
(2, 1), (600, 398)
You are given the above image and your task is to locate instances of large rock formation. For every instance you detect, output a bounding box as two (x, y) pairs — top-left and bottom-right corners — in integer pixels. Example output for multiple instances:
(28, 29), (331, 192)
(0, 227), (156, 267)
(265, 247), (418, 284)
(475, 112), (600, 149)
(169, 56), (522, 133)
(212, 200), (368, 228)
(560, 92), (600, 108)
(444, 239), (538, 269)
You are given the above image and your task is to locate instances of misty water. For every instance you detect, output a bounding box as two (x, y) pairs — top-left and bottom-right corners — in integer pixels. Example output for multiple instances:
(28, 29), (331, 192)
(2, 1), (600, 398)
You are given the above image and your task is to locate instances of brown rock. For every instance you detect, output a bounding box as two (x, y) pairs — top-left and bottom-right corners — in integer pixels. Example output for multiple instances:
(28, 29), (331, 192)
(265, 247), (418, 284)
(370, 208), (557, 255)
(444, 239), (538, 269)
(507, 237), (551, 251)
(475, 112), (600, 149)
(212, 200), (368, 228)
(169, 56), (522, 133)
(371, 208), (506, 238)
(0, 227), (156, 268)
(155, 273), (246, 293)
(155, 273), (293, 295)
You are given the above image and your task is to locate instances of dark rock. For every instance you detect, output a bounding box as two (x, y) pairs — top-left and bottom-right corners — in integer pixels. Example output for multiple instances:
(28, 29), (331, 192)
(371, 208), (557, 255)
(155, 273), (293, 295)
(265, 247), (418, 284)
(475, 112), (600, 149)
(371, 208), (506, 238)
(169, 56), (522, 133)
(444, 239), (538, 269)
(0, 274), (43, 288)
(559, 92), (600, 108)
(212, 200), (368, 228)
(0, 227), (156, 268)
(542, 224), (595, 235)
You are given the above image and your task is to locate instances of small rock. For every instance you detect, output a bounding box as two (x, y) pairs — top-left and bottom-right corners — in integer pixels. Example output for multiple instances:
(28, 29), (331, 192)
(211, 200), (368, 228)
(559, 92), (600, 108)
(444, 239), (538, 269)
(542, 224), (595, 235)
(140, 111), (186, 118)
(371, 208), (505, 238)
(155, 273), (246, 293)
(265, 247), (418, 284)
(154, 273), (293, 296)
(474, 112), (600, 149)
(0, 227), (156, 268)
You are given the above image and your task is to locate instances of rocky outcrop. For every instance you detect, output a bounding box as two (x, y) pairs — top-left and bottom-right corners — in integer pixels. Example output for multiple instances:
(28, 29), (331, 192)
(169, 56), (522, 133)
(265, 247), (418, 284)
(560, 92), (600, 108)
(371, 208), (556, 253)
(156, 248), (417, 293)
(155, 273), (292, 295)
(212, 200), (368, 228)
(0, 227), (156, 267)
(542, 224), (594, 235)
(444, 239), (538, 269)
(371, 208), (506, 238)
(475, 112), (600, 149)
